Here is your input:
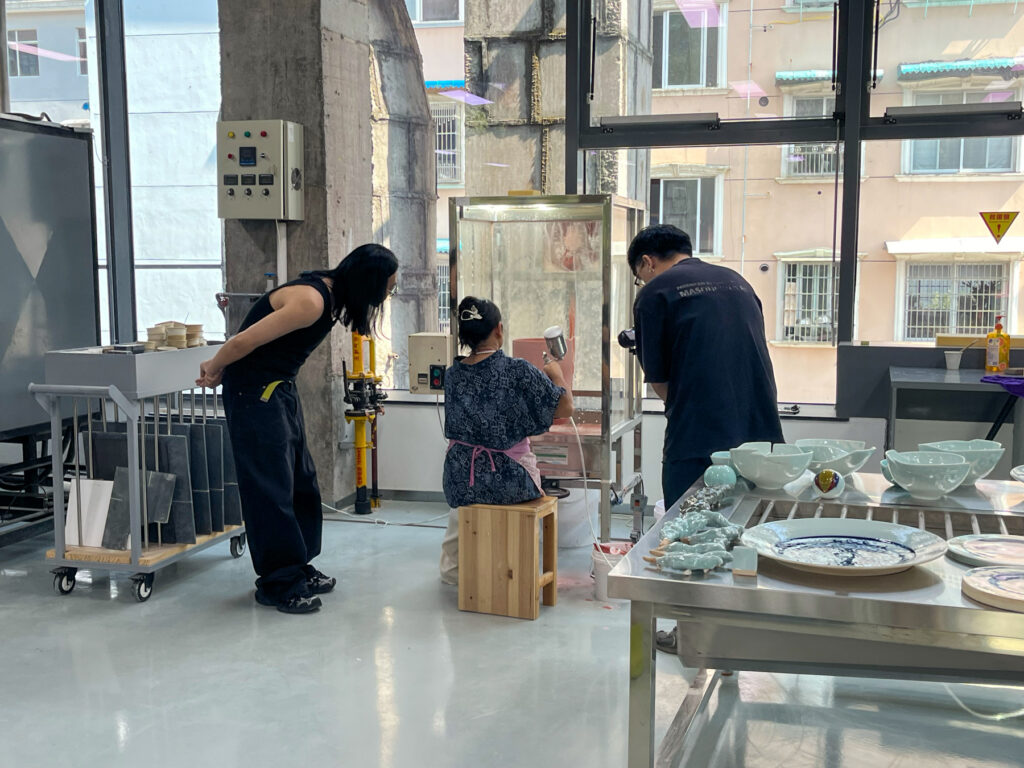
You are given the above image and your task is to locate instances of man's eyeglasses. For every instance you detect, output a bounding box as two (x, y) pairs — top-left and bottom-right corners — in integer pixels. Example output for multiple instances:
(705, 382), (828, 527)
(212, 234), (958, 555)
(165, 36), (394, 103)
(388, 284), (399, 298)
(633, 275), (644, 287)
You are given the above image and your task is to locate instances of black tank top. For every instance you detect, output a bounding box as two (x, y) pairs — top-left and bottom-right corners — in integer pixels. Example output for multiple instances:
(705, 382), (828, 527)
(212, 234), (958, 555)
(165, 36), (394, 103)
(225, 274), (335, 386)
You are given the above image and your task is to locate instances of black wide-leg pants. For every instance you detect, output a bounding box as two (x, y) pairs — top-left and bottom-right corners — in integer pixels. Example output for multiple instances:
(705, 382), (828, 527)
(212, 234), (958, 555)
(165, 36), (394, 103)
(222, 379), (323, 600)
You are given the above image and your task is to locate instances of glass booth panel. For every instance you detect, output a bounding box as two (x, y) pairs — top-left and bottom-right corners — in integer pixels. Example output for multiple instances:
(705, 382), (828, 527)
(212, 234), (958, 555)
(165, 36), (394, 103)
(450, 195), (645, 524)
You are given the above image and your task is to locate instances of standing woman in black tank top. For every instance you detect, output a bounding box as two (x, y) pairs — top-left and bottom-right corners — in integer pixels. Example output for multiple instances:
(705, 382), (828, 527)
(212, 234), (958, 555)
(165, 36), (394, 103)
(196, 244), (399, 614)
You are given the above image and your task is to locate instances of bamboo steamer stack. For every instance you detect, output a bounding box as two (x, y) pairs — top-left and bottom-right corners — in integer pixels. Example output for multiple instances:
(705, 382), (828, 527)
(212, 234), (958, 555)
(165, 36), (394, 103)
(143, 321), (206, 352)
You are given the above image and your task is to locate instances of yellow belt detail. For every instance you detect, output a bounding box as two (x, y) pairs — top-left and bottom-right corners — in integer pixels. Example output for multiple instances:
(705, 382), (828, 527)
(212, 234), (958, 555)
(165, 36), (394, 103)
(260, 380), (285, 402)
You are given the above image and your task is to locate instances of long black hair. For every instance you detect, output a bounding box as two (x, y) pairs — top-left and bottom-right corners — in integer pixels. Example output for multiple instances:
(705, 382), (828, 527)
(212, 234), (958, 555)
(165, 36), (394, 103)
(307, 244), (398, 336)
(457, 296), (501, 350)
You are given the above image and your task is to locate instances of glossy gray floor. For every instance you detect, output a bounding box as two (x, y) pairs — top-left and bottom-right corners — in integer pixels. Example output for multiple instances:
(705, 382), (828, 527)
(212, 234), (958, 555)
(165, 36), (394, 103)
(0, 504), (1021, 768)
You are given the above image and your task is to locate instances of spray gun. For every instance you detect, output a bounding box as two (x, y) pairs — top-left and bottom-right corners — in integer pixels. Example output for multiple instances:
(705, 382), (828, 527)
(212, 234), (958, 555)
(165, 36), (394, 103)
(542, 325), (567, 364)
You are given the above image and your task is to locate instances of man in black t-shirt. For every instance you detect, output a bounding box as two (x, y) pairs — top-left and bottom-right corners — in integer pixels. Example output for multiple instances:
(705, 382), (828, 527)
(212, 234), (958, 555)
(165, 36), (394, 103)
(629, 224), (784, 509)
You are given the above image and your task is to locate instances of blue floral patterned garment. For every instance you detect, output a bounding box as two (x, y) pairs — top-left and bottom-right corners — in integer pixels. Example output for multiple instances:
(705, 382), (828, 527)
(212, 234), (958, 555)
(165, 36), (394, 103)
(443, 351), (564, 508)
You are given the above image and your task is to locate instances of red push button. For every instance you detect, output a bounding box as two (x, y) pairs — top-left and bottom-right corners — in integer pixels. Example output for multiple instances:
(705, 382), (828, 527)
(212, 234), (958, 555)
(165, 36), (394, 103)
(260, 130), (267, 137)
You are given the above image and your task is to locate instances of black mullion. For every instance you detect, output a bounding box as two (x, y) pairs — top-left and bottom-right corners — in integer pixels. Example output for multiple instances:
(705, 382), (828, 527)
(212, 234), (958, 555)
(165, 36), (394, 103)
(836, 0), (872, 344)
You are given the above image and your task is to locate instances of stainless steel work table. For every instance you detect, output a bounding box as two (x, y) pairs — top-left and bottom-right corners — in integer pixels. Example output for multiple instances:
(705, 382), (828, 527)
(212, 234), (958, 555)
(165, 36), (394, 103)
(608, 473), (1024, 768)
(888, 366), (1024, 466)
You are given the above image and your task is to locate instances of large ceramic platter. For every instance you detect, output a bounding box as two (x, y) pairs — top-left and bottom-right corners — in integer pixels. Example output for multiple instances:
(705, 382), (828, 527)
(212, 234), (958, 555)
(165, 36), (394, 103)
(1011, 465), (1024, 484)
(741, 518), (947, 576)
(947, 534), (1024, 568)
(962, 567), (1024, 613)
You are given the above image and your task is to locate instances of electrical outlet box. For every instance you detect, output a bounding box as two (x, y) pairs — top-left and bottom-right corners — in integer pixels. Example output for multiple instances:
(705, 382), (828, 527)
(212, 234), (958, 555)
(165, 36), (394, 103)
(217, 120), (304, 221)
(409, 333), (451, 394)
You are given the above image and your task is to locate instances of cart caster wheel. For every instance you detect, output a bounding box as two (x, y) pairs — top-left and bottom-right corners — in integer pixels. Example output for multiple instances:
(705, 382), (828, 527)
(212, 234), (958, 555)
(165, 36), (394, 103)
(132, 574), (154, 602)
(52, 568), (77, 595)
(230, 534), (246, 559)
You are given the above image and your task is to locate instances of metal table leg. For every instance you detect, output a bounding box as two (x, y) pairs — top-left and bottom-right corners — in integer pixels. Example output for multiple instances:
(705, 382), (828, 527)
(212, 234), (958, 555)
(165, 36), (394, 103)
(1013, 396), (1024, 468)
(629, 600), (657, 768)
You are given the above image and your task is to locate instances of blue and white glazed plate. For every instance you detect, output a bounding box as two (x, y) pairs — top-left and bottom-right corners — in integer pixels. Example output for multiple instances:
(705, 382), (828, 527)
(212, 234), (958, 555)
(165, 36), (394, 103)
(962, 566), (1024, 613)
(741, 518), (947, 576)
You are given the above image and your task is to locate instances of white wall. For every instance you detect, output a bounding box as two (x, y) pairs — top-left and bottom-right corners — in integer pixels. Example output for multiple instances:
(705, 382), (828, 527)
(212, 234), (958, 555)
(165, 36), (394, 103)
(373, 398), (889, 503)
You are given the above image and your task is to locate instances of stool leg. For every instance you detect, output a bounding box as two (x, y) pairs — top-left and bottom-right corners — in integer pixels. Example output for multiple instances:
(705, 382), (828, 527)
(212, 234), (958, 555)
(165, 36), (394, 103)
(542, 510), (557, 607)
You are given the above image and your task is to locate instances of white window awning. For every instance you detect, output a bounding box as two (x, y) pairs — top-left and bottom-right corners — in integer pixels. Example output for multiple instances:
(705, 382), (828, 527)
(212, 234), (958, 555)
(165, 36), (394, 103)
(885, 237), (1024, 257)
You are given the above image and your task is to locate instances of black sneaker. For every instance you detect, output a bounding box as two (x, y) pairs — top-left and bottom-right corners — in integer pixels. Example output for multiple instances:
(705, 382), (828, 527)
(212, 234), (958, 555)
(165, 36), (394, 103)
(656, 626), (678, 654)
(254, 587), (322, 614)
(305, 567), (337, 595)
(276, 593), (322, 614)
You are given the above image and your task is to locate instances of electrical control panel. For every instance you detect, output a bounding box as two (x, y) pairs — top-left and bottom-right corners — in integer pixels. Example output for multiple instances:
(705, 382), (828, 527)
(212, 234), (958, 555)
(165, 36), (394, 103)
(408, 332), (452, 394)
(217, 120), (304, 221)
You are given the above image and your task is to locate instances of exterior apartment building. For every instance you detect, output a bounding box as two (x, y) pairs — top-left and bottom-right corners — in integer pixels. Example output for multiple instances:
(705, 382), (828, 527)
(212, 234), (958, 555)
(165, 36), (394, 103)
(409, 0), (466, 334)
(5, 0), (88, 123)
(646, 0), (1024, 404)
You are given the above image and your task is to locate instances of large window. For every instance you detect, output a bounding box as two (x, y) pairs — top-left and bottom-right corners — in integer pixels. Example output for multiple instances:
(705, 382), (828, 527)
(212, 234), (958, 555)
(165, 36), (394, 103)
(7, 29), (40, 78)
(902, 262), (1010, 340)
(781, 261), (838, 343)
(405, 0), (461, 23)
(652, 9), (722, 89)
(786, 97), (842, 177)
(909, 93), (1016, 174)
(77, 28), (87, 76)
(430, 100), (463, 185)
(649, 178), (718, 255)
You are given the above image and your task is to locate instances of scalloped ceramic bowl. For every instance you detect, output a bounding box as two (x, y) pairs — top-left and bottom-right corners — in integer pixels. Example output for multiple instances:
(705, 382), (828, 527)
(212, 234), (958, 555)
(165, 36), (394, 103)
(884, 450), (970, 500)
(729, 443), (813, 490)
(794, 439), (876, 476)
(918, 439), (1004, 487)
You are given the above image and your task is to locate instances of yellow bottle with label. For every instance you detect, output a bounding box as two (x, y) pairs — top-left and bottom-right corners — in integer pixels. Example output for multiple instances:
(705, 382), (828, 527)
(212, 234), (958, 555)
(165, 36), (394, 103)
(986, 315), (1010, 373)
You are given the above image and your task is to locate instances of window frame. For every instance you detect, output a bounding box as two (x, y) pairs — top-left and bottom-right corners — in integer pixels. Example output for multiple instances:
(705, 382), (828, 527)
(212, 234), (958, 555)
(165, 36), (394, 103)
(405, 0), (464, 26)
(895, 258), (1016, 341)
(430, 99), (464, 187)
(7, 28), (40, 78)
(903, 89), (1020, 175)
(782, 94), (843, 178)
(77, 27), (87, 76)
(776, 258), (840, 344)
(650, 175), (723, 258)
(652, 4), (728, 91)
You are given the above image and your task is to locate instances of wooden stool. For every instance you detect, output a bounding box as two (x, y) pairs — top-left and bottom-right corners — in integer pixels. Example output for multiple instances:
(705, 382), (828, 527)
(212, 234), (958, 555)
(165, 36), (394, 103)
(458, 496), (557, 620)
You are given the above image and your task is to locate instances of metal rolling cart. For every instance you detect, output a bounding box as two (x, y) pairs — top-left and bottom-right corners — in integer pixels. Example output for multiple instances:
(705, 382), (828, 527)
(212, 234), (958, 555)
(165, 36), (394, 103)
(29, 345), (246, 602)
(609, 473), (1024, 767)
(448, 194), (647, 541)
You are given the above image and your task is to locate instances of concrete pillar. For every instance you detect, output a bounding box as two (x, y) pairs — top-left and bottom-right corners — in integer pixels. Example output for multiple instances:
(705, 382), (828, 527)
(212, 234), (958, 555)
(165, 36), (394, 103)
(220, 0), (434, 503)
(464, 0), (651, 200)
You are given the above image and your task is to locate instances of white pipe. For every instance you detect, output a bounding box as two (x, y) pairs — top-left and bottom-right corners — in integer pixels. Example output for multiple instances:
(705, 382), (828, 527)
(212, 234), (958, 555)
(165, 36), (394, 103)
(275, 220), (287, 287)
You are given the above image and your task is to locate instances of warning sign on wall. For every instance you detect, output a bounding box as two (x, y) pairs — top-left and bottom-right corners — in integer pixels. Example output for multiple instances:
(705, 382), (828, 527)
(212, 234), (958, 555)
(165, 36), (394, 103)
(980, 211), (1019, 244)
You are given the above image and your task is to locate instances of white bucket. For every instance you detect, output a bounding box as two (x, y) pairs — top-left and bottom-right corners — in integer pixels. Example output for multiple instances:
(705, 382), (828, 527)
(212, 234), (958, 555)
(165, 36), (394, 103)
(592, 544), (631, 601)
(557, 488), (601, 548)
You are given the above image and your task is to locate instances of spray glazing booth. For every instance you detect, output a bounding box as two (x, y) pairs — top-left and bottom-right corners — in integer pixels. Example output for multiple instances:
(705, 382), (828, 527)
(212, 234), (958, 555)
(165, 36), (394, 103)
(449, 195), (646, 541)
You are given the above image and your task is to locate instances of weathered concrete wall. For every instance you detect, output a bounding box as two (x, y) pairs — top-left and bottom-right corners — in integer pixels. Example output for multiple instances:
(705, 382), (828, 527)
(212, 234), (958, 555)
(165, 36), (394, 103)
(464, 0), (651, 199)
(220, 0), (434, 502)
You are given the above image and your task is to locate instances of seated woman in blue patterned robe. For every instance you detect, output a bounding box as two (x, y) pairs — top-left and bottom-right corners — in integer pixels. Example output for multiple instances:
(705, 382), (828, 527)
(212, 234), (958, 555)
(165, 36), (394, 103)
(439, 297), (574, 584)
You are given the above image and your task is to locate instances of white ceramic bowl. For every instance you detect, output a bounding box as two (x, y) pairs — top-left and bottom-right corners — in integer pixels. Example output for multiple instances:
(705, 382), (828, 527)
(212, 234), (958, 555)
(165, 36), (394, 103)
(729, 443), (812, 490)
(917, 439), (1004, 486)
(794, 439), (875, 476)
(884, 450), (970, 500)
